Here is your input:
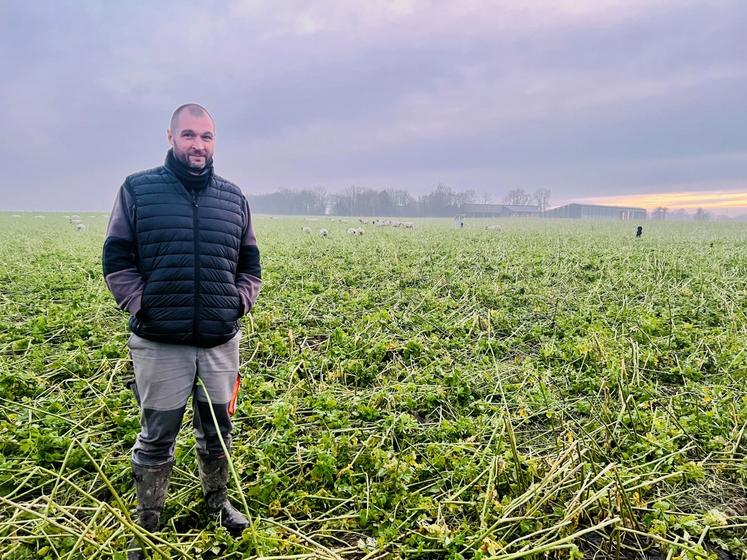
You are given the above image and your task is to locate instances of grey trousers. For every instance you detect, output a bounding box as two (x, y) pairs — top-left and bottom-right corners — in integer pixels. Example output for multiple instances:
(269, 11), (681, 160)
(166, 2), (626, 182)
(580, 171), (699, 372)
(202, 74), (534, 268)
(128, 331), (241, 467)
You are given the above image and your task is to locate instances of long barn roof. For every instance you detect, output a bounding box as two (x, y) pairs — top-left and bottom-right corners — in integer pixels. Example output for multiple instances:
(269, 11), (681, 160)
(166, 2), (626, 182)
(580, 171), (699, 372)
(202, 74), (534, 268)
(546, 203), (646, 212)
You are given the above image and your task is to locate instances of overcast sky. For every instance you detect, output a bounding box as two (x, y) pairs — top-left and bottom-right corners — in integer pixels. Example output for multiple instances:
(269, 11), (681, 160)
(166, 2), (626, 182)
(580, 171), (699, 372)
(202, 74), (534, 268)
(1, 0), (746, 212)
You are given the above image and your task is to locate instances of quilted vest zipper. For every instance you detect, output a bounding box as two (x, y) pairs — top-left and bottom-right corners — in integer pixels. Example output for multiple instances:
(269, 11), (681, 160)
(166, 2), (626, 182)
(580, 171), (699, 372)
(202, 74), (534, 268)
(192, 191), (201, 343)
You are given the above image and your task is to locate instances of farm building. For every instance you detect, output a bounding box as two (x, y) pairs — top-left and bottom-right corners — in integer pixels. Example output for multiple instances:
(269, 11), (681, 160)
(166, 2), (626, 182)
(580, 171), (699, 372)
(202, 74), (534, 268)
(543, 203), (646, 220)
(461, 203), (540, 217)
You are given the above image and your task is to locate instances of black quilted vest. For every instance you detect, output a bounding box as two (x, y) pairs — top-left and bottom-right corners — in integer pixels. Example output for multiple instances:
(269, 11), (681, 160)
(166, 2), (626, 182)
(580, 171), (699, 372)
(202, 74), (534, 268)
(127, 166), (245, 347)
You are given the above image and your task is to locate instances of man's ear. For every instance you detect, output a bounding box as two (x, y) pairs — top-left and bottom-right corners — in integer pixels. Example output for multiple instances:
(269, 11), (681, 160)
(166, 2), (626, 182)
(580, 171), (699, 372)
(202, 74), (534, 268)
(167, 128), (174, 145)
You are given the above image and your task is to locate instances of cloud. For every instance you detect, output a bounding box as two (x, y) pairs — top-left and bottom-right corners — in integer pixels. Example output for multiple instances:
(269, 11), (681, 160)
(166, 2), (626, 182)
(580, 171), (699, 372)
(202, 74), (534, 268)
(1, 0), (746, 210)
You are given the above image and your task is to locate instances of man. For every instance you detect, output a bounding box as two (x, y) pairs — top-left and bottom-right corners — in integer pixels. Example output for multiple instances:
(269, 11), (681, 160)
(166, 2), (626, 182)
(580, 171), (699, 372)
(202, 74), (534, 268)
(103, 104), (261, 558)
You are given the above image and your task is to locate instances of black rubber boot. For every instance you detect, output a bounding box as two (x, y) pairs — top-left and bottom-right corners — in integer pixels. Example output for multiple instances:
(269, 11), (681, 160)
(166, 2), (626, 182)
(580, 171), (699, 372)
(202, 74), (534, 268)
(126, 461), (173, 560)
(197, 454), (249, 535)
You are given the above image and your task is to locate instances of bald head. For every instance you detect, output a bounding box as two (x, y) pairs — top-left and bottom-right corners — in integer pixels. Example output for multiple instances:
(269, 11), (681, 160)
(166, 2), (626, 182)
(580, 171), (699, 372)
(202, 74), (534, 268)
(167, 103), (216, 170)
(169, 103), (215, 133)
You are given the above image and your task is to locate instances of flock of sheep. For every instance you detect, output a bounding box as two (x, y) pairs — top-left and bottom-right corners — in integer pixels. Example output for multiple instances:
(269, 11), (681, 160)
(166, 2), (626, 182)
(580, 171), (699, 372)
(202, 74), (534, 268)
(300, 217), (417, 238)
(66, 214), (88, 231)
(301, 226), (364, 237)
(361, 218), (414, 228)
(9, 214), (502, 236)
(10, 213), (105, 232)
(296, 218), (501, 237)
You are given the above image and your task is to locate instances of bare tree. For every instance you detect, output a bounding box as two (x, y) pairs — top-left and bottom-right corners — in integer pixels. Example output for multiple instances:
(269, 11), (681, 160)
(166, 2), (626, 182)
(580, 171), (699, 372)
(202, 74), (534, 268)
(419, 183), (457, 216)
(480, 191), (492, 205)
(652, 207), (668, 220)
(504, 188), (531, 206)
(454, 189), (476, 209)
(389, 189), (416, 216)
(533, 188), (551, 212)
(694, 208), (711, 221)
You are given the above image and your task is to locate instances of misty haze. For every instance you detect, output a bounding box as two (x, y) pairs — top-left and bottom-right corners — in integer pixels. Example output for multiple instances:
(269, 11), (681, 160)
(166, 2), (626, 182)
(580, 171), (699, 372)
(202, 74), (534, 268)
(1, 1), (746, 217)
(2, 2), (747, 559)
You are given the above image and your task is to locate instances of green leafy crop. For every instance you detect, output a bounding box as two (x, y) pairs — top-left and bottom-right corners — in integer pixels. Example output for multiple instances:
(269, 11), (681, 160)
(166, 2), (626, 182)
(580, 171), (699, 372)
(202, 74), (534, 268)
(0, 213), (745, 558)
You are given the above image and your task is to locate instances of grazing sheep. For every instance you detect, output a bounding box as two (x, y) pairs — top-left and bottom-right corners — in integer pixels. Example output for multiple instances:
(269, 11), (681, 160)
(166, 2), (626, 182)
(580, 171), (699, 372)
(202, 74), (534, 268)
(486, 224), (501, 231)
(319, 228), (329, 237)
(356, 228), (365, 236)
(302, 226), (312, 233)
(76, 223), (87, 231)
(34, 215), (45, 219)
(71, 214), (80, 219)
(360, 218), (370, 224)
(347, 227), (356, 235)
(11, 214), (21, 218)
(402, 221), (414, 229)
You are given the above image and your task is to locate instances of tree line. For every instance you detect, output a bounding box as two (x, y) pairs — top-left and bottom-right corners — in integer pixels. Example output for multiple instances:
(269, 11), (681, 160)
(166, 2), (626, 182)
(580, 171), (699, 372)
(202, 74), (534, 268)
(650, 206), (713, 221)
(249, 185), (551, 217)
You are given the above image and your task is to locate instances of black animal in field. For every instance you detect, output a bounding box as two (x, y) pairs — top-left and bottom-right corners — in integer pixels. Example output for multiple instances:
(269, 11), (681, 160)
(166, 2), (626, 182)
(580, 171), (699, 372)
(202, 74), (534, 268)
(636, 225), (643, 238)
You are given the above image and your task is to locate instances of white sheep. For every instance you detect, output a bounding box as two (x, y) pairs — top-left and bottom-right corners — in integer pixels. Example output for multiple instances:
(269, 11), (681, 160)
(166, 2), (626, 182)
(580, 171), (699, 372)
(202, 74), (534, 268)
(76, 223), (87, 231)
(34, 215), (45, 219)
(319, 228), (329, 237)
(11, 214), (21, 218)
(347, 227), (357, 235)
(71, 214), (80, 219)
(356, 228), (365, 236)
(486, 224), (502, 231)
(302, 226), (312, 233)
(359, 218), (370, 224)
(402, 221), (414, 229)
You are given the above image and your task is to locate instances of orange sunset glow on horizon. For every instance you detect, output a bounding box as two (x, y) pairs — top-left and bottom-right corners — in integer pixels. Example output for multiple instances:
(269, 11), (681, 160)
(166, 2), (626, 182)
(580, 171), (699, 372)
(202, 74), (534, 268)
(577, 190), (747, 212)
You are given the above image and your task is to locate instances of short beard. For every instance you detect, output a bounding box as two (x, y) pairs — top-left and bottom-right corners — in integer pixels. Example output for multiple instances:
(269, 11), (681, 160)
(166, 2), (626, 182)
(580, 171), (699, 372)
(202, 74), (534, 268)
(174, 147), (207, 170)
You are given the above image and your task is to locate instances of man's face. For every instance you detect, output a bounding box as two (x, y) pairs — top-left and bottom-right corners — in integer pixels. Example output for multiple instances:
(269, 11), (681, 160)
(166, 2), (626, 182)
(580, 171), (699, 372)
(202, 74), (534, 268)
(167, 112), (215, 170)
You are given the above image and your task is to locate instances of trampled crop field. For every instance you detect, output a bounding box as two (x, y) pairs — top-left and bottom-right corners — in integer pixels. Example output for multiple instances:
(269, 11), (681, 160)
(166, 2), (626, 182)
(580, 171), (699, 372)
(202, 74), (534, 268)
(1, 213), (746, 559)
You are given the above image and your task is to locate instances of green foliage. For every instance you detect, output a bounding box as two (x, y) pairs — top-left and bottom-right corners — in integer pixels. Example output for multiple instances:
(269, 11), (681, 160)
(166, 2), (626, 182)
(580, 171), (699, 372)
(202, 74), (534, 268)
(0, 213), (746, 557)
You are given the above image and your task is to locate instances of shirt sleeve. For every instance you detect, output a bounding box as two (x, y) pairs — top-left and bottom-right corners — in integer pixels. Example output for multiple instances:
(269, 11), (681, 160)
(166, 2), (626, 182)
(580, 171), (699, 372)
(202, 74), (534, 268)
(102, 182), (145, 316)
(235, 196), (262, 315)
